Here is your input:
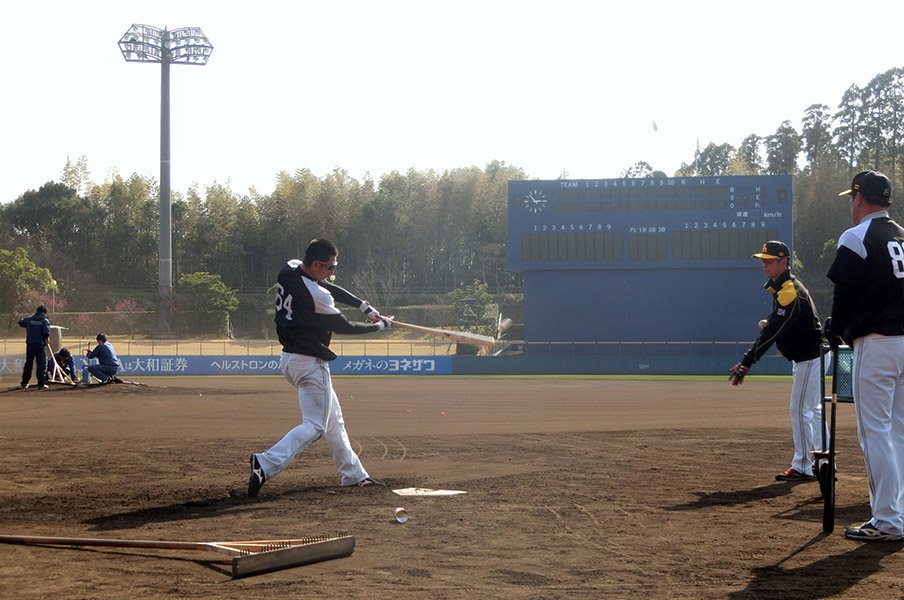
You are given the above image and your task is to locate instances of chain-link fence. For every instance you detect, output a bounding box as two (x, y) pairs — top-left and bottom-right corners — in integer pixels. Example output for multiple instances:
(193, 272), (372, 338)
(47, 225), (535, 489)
(0, 337), (465, 357)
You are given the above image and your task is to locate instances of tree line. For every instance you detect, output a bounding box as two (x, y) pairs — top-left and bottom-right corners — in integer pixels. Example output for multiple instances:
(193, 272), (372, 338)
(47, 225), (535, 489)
(2, 66), (904, 335)
(12, 160), (523, 299)
(0, 159), (524, 335)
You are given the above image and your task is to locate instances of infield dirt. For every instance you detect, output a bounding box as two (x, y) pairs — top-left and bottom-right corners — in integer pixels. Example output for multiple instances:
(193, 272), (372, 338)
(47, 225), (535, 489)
(0, 376), (901, 599)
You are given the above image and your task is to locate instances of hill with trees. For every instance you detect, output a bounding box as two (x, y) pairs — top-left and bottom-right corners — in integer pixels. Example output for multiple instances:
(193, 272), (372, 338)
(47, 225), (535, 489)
(3, 67), (904, 337)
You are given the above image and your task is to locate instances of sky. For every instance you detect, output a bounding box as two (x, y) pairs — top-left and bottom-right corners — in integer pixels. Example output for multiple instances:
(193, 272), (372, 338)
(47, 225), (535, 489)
(3, 0), (903, 203)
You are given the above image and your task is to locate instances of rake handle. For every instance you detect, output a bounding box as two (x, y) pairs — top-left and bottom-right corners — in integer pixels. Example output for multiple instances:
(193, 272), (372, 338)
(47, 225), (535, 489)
(0, 534), (208, 552)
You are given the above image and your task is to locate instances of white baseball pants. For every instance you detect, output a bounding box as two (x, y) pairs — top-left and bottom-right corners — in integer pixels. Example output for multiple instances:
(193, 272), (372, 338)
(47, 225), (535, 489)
(255, 352), (369, 487)
(852, 334), (904, 536)
(789, 356), (829, 476)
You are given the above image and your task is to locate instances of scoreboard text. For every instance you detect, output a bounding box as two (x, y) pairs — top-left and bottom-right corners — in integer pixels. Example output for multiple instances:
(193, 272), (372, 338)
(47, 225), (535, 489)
(508, 175), (792, 270)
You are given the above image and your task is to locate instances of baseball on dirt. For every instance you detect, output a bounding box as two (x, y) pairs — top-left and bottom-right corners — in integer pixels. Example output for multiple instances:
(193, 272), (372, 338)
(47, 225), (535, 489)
(394, 507), (409, 524)
(758, 319), (768, 331)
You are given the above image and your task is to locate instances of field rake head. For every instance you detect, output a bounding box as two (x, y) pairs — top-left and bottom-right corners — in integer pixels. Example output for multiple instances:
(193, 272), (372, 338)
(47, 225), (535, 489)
(0, 531), (355, 578)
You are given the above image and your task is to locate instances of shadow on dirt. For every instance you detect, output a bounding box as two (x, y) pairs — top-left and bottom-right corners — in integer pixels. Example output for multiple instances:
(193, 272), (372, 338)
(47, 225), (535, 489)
(729, 534), (904, 599)
(662, 482), (807, 511)
(80, 481), (384, 532)
(82, 494), (271, 531)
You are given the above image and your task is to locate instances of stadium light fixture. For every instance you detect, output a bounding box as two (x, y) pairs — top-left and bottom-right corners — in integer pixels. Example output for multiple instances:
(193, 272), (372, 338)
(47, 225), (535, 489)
(118, 24), (213, 336)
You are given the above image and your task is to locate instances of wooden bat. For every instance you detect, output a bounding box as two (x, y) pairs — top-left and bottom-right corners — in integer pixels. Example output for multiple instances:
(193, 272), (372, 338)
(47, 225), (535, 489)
(393, 321), (496, 349)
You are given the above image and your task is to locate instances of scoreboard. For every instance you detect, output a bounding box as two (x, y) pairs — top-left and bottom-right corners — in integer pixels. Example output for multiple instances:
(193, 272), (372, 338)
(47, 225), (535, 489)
(508, 175), (792, 270)
(507, 175), (794, 345)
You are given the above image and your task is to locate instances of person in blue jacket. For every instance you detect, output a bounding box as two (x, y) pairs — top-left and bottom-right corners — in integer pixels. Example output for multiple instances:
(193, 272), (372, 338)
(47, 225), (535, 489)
(84, 333), (122, 383)
(18, 305), (51, 389)
(48, 347), (76, 383)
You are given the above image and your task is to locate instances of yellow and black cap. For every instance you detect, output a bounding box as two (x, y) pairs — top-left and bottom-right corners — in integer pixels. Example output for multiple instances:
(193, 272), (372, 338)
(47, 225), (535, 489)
(838, 170), (892, 203)
(752, 240), (789, 260)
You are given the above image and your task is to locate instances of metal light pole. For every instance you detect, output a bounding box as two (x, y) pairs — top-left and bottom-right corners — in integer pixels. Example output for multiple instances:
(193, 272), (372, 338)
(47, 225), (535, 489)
(118, 24), (213, 336)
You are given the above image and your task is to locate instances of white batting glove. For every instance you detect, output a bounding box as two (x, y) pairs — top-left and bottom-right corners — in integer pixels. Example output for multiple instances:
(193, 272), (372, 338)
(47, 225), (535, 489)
(360, 301), (382, 323)
(373, 316), (394, 330)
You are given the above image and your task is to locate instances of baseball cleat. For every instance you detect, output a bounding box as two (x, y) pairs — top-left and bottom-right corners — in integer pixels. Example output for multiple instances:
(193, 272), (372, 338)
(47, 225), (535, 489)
(844, 522), (904, 542)
(351, 477), (386, 488)
(775, 467), (816, 481)
(248, 454), (265, 497)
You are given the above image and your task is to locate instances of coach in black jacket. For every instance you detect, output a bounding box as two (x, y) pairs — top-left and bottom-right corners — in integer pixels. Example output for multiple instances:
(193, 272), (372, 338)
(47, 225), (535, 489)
(827, 170), (904, 542)
(729, 240), (827, 482)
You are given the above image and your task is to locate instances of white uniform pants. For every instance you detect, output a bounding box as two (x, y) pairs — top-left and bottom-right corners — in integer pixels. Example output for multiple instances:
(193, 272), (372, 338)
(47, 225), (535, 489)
(789, 356), (828, 476)
(852, 334), (904, 536)
(255, 352), (369, 487)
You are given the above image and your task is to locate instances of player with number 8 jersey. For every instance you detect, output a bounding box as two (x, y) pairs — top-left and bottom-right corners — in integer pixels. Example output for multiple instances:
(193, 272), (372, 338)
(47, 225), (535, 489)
(828, 170), (904, 541)
(828, 201), (904, 343)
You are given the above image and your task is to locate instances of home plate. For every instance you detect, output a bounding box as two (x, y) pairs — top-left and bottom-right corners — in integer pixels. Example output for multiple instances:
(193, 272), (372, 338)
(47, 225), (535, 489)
(392, 487), (467, 496)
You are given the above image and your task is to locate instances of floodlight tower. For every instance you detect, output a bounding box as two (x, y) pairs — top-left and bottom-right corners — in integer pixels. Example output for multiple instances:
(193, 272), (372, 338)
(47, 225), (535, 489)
(118, 24), (213, 335)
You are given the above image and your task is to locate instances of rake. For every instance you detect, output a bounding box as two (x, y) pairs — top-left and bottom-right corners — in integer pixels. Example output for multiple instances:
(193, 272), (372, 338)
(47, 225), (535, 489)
(0, 531), (355, 578)
(45, 343), (76, 386)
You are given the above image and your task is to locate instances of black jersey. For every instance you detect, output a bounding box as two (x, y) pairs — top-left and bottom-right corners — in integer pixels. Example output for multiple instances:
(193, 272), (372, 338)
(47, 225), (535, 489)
(827, 211), (904, 344)
(274, 260), (381, 360)
(741, 270), (824, 367)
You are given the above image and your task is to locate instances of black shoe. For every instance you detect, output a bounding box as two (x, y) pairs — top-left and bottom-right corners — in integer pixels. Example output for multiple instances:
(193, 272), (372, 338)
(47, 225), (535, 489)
(775, 468), (816, 481)
(248, 455), (265, 497)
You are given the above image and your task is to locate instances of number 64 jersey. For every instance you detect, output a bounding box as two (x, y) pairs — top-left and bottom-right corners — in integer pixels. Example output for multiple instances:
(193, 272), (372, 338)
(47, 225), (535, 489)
(274, 259), (382, 361)
(827, 211), (904, 345)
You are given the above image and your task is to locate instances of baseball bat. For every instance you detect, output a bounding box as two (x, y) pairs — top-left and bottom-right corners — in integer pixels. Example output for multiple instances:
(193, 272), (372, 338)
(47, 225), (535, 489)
(392, 321), (496, 349)
(822, 346), (839, 533)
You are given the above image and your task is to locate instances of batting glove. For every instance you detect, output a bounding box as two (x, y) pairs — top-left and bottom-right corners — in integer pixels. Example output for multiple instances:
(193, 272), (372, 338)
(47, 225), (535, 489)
(360, 301), (382, 323)
(374, 317), (393, 330)
(728, 363), (749, 386)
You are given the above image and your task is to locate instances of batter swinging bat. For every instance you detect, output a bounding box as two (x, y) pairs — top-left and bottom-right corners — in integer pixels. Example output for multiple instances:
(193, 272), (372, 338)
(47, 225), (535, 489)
(393, 321), (496, 349)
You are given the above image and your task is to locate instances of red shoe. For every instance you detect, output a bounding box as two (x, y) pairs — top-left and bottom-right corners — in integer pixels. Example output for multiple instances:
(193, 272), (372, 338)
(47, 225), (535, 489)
(775, 467), (816, 481)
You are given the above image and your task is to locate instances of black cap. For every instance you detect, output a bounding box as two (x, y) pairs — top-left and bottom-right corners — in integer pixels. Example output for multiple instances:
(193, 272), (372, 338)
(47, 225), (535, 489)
(752, 240), (789, 260)
(838, 170), (892, 203)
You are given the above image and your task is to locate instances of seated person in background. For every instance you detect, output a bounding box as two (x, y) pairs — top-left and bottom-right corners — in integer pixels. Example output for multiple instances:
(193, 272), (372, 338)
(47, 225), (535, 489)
(84, 333), (122, 383)
(48, 347), (76, 383)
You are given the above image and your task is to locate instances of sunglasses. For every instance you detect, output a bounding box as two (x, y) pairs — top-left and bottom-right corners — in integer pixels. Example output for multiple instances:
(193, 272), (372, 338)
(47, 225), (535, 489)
(760, 258), (782, 265)
(321, 261), (338, 271)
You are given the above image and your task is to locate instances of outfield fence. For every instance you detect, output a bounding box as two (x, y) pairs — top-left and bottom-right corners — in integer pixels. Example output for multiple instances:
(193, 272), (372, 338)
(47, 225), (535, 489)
(0, 338), (462, 357)
(0, 338), (762, 358)
(1, 338), (785, 377)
